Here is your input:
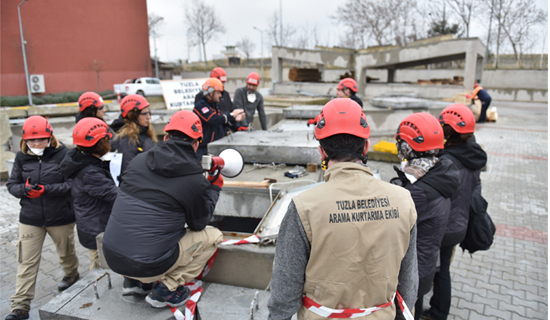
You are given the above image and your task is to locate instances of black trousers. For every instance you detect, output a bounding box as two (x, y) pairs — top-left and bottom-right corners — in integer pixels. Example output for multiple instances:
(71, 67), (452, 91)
(478, 99), (492, 123)
(428, 244), (455, 320)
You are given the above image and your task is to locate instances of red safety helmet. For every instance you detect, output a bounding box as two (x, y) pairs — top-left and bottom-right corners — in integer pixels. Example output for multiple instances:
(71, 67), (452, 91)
(120, 94), (150, 118)
(439, 103), (476, 134)
(73, 117), (113, 147)
(164, 110), (203, 140)
(337, 78), (358, 93)
(395, 113), (444, 152)
(314, 98), (370, 140)
(246, 72), (260, 85)
(78, 92), (105, 112)
(22, 116), (53, 140)
(210, 67), (227, 82)
(202, 78), (224, 93)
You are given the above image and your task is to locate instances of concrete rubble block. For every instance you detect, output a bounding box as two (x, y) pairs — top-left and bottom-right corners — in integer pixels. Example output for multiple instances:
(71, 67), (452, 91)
(282, 105), (324, 119)
(380, 92), (420, 98)
(208, 131), (321, 165)
(270, 119), (317, 132)
(369, 97), (430, 109)
(202, 244), (275, 290)
(197, 283), (298, 320)
(27, 105), (79, 117)
(39, 268), (178, 320)
(1, 108), (28, 119)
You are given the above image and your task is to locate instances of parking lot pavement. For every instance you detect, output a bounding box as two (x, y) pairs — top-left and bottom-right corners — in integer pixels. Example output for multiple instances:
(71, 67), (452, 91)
(1, 100), (547, 320)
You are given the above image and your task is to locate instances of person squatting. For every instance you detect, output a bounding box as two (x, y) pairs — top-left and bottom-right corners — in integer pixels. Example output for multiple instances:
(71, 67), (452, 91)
(6, 86), (484, 320)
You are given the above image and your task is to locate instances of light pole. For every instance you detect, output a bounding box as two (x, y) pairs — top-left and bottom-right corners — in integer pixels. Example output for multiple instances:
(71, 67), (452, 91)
(253, 27), (264, 88)
(18, 0), (33, 105)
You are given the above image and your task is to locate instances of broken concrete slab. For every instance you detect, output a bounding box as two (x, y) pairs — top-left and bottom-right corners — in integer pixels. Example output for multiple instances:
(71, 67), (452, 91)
(208, 131), (320, 165)
(380, 92), (420, 98)
(369, 97), (430, 109)
(39, 268), (178, 320)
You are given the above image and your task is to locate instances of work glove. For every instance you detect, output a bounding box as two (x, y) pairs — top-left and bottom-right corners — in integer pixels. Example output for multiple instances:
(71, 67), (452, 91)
(207, 170), (224, 189)
(25, 178), (45, 198)
(390, 165), (410, 187)
(237, 126), (249, 131)
(465, 94), (471, 99)
(307, 114), (322, 127)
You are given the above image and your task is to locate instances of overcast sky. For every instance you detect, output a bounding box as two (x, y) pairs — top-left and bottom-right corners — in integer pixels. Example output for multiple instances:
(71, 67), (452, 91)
(146, 0), (549, 63)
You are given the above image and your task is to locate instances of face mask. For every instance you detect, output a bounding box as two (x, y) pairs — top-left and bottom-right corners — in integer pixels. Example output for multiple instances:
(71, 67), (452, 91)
(26, 140), (50, 156)
(27, 145), (45, 156)
(100, 153), (112, 161)
(247, 93), (257, 103)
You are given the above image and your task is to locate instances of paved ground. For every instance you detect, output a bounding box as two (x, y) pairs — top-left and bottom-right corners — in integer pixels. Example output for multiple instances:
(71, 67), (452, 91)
(0, 100), (547, 319)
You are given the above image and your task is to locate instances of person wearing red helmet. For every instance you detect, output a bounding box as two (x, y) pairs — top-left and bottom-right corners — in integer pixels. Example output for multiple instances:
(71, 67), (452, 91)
(110, 94), (158, 174)
(233, 72), (267, 130)
(6, 116), (79, 320)
(422, 104), (487, 320)
(60, 118), (117, 272)
(268, 99), (418, 320)
(392, 113), (460, 320)
(194, 67), (235, 114)
(102, 110), (223, 309)
(194, 78), (245, 159)
(465, 81), (492, 123)
(336, 77), (363, 107)
(75, 91), (106, 123)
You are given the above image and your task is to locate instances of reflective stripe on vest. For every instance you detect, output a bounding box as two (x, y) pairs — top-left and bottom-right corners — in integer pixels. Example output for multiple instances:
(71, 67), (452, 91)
(302, 290), (414, 319)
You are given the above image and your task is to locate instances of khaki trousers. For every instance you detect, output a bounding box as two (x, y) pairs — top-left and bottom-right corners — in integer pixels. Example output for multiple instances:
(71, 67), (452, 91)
(129, 226), (223, 292)
(10, 223), (79, 311)
(89, 249), (99, 271)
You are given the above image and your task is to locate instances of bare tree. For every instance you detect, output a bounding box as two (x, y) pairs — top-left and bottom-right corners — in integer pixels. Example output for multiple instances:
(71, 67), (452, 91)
(185, 0), (226, 64)
(484, 0), (547, 67)
(267, 11), (296, 47)
(93, 60), (105, 92)
(333, 0), (418, 48)
(236, 37), (256, 61)
(149, 13), (164, 78)
(445, 0), (478, 37)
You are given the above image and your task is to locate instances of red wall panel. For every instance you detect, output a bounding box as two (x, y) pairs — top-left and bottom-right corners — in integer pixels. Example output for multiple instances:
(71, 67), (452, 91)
(1, 0), (151, 97)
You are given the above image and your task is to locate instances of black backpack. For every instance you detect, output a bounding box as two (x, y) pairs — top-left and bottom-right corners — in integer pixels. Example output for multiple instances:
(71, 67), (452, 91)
(460, 185), (496, 254)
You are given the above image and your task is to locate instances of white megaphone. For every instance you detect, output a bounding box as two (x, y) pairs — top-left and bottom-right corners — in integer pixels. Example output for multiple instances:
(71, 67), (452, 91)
(201, 148), (244, 178)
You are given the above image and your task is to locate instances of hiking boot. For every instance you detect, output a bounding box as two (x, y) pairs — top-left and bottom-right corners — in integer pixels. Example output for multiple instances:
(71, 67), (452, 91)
(145, 282), (190, 308)
(5, 309), (29, 320)
(122, 277), (153, 296)
(58, 273), (79, 291)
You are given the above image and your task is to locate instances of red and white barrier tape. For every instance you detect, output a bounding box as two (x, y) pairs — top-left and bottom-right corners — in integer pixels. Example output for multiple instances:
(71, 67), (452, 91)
(195, 248), (219, 280)
(169, 280), (204, 320)
(303, 291), (413, 319)
(220, 234), (260, 245)
(167, 235), (260, 319)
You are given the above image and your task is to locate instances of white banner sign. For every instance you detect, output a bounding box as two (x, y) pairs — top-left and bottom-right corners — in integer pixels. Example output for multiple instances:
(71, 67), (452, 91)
(160, 78), (207, 110)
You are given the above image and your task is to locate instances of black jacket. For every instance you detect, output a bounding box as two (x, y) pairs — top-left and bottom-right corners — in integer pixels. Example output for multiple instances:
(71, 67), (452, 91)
(110, 130), (156, 175)
(7, 146), (74, 227)
(195, 90), (234, 114)
(440, 138), (487, 245)
(350, 94), (363, 108)
(102, 140), (221, 277)
(396, 158), (460, 280)
(194, 96), (238, 148)
(109, 114), (126, 133)
(60, 149), (118, 249)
